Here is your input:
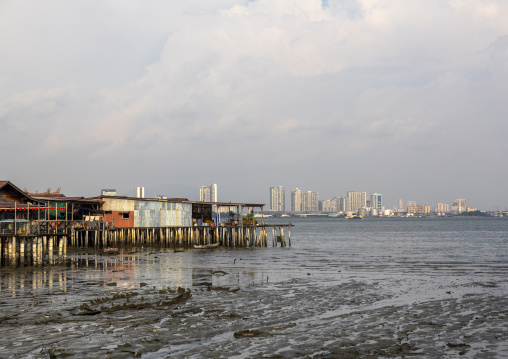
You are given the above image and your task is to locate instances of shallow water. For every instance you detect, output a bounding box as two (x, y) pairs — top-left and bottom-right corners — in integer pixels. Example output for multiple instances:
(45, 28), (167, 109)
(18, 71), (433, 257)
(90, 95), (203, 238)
(1, 217), (507, 358)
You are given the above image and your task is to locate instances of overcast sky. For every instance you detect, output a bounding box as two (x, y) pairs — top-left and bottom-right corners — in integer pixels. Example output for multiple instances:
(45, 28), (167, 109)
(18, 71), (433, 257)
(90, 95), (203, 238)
(1, 0), (507, 210)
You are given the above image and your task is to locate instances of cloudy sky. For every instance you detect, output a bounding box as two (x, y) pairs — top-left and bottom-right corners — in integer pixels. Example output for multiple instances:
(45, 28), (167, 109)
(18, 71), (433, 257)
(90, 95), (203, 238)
(1, 0), (507, 210)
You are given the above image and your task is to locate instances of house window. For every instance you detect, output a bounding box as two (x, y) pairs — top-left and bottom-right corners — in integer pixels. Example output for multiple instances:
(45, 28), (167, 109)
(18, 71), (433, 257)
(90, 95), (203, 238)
(121, 212), (130, 220)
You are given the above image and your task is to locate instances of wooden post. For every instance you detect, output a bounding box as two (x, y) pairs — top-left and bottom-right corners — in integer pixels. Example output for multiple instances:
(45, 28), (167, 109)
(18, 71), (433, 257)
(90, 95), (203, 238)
(58, 236), (64, 262)
(37, 237), (43, 266)
(19, 239), (25, 267)
(48, 237), (54, 264)
(288, 227), (291, 247)
(14, 202), (17, 237)
(32, 238), (37, 266)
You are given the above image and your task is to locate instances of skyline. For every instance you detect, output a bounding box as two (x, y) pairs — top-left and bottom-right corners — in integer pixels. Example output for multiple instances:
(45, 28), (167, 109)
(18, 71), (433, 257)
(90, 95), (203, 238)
(1, 1), (508, 211)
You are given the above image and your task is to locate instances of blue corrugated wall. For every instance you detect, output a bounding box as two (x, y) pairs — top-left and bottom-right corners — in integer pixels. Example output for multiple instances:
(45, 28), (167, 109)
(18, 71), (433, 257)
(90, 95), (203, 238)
(134, 201), (192, 227)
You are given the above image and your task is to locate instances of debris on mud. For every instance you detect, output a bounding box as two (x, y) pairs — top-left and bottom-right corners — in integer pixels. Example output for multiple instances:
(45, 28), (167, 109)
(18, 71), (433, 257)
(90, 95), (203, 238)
(234, 329), (262, 338)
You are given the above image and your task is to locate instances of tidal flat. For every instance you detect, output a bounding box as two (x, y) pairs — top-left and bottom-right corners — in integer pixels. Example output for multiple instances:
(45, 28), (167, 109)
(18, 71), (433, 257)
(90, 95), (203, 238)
(1, 250), (507, 358)
(1, 217), (508, 358)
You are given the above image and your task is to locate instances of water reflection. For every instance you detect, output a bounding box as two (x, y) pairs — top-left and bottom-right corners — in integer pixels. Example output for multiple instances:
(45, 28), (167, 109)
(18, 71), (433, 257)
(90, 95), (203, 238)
(0, 267), (68, 297)
(0, 249), (269, 298)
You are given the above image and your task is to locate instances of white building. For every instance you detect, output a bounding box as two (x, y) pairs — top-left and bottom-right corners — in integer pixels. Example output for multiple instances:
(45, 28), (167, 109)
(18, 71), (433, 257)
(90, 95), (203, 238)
(290, 188), (302, 212)
(452, 199), (467, 214)
(200, 184), (217, 202)
(301, 191), (319, 212)
(347, 191), (366, 213)
(322, 199), (336, 212)
(371, 193), (382, 212)
(270, 186), (285, 211)
(134, 186), (145, 198)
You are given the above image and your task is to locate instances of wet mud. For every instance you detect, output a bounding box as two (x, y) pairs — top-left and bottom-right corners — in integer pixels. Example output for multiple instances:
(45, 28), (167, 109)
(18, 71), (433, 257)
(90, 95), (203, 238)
(1, 249), (507, 358)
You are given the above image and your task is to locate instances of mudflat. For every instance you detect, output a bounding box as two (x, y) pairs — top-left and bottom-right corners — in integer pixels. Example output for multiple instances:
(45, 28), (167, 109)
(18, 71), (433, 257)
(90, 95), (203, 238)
(1, 249), (507, 358)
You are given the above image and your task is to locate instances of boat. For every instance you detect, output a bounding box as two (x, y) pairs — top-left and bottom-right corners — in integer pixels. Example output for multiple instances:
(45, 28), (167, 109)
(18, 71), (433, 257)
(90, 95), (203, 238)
(193, 243), (219, 249)
(344, 214), (363, 220)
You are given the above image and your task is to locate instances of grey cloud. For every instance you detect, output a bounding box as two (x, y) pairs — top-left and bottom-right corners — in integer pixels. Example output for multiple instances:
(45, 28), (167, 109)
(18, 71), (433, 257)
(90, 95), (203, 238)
(1, 0), (508, 209)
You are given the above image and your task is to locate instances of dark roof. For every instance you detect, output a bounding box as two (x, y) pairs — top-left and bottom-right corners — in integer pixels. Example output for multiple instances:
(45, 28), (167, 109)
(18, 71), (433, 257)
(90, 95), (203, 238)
(188, 201), (265, 208)
(32, 196), (101, 204)
(0, 180), (44, 206)
(90, 195), (189, 202)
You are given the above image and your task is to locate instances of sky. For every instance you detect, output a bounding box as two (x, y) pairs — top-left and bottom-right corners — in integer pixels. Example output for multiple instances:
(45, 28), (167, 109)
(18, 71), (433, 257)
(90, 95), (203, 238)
(1, 0), (508, 210)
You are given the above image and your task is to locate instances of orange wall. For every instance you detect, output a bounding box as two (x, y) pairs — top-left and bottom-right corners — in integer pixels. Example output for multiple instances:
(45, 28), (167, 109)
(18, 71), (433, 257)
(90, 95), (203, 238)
(104, 211), (134, 228)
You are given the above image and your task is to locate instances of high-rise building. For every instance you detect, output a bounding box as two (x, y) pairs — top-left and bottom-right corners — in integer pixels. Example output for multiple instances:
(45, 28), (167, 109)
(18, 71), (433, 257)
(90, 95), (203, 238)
(290, 188), (302, 212)
(200, 184), (217, 202)
(134, 186), (145, 198)
(407, 205), (430, 214)
(436, 203), (449, 213)
(301, 191), (319, 212)
(301, 191), (309, 212)
(270, 186), (285, 211)
(334, 196), (347, 212)
(347, 191), (366, 213)
(210, 184), (217, 202)
(321, 199), (336, 212)
(371, 193), (382, 212)
(406, 200), (416, 208)
(452, 199), (467, 213)
(398, 199), (404, 209)
(310, 192), (319, 211)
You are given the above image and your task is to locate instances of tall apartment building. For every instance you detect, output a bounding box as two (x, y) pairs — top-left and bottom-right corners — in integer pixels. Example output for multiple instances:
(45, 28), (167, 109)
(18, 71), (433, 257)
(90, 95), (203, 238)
(270, 186), (285, 211)
(371, 193), (382, 212)
(407, 205), (430, 214)
(347, 191), (366, 213)
(322, 199), (336, 212)
(311, 192), (319, 211)
(200, 184), (217, 202)
(134, 186), (145, 198)
(290, 188), (302, 212)
(437, 203), (450, 213)
(452, 199), (467, 213)
(301, 191), (319, 212)
(334, 196), (347, 212)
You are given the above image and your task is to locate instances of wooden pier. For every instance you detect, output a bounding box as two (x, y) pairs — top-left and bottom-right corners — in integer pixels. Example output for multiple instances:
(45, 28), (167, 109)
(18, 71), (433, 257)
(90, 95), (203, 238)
(0, 223), (292, 268)
(0, 180), (293, 268)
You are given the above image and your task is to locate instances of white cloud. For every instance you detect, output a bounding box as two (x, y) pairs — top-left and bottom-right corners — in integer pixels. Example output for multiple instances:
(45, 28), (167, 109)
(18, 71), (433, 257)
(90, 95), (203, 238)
(1, 0), (508, 208)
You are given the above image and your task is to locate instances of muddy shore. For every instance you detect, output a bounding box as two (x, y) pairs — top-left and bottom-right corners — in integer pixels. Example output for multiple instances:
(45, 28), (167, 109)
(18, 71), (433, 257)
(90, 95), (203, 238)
(1, 248), (507, 358)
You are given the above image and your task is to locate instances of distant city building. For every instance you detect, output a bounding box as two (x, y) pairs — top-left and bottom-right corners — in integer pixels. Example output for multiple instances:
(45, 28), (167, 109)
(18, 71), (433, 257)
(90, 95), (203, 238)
(101, 189), (116, 196)
(322, 199), (336, 212)
(311, 192), (319, 211)
(452, 199), (467, 213)
(398, 199), (404, 209)
(134, 186), (145, 198)
(200, 184), (217, 202)
(290, 188), (302, 212)
(335, 196), (347, 212)
(371, 193), (382, 212)
(406, 200), (416, 208)
(301, 191), (319, 212)
(347, 191), (366, 213)
(270, 186), (285, 211)
(437, 203), (450, 213)
(407, 205), (430, 214)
